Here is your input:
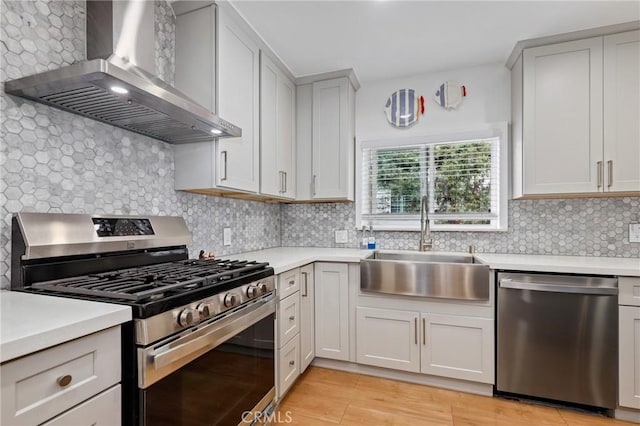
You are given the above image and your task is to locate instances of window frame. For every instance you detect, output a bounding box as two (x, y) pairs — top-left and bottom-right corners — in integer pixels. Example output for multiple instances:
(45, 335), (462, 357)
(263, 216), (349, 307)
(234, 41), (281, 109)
(355, 123), (509, 232)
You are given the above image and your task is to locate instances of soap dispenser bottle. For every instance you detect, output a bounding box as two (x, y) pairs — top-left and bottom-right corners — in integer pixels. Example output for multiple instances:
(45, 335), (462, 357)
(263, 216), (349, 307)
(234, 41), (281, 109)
(361, 226), (369, 249)
(367, 226), (376, 250)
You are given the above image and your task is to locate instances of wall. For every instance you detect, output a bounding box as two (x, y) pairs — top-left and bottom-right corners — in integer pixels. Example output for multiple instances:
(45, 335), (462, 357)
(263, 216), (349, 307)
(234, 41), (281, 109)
(0, 0), (281, 289)
(357, 64), (510, 142)
(281, 64), (640, 258)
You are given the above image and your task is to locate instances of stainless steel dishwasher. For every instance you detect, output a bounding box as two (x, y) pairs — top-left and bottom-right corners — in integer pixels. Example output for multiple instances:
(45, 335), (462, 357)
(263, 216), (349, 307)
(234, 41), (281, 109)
(496, 272), (618, 409)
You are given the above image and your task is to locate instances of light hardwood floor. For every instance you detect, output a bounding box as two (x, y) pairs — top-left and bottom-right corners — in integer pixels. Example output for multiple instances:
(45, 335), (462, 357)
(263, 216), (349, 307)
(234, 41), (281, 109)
(275, 367), (635, 425)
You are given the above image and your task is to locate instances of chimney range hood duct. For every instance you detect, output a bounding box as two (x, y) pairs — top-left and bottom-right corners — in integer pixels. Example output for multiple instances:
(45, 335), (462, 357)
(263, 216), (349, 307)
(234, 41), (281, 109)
(4, 0), (240, 144)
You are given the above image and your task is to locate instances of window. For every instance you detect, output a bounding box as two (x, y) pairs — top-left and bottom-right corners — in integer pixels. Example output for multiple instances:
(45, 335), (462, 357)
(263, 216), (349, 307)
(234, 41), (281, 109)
(357, 125), (508, 231)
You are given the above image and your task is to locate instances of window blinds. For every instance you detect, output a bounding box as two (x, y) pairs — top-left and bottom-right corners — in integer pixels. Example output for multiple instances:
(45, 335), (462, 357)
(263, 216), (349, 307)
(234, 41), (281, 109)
(361, 138), (500, 225)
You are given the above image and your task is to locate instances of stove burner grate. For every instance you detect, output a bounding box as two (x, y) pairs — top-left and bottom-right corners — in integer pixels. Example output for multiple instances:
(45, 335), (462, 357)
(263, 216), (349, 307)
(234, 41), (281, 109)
(31, 259), (269, 302)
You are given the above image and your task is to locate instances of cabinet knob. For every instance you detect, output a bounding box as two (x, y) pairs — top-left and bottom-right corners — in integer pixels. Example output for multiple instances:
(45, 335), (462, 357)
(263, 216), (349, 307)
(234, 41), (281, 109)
(289, 360), (295, 367)
(57, 375), (72, 387)
(289, 315), (295, 321)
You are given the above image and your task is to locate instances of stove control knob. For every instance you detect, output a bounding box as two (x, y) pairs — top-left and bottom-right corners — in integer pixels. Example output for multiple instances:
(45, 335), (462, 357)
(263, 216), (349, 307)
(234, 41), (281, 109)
(178, 309), (195, 327)
(246, 285), (260, 298)
(257, 283), (269, 294)
(223, 293), (238, 308)
(197, 303), (212, 318)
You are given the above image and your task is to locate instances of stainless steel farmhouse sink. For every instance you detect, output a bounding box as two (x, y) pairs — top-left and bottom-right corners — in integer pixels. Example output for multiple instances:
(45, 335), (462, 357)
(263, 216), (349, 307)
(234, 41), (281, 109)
(360, 251), (490, 301)
(368, 251), (475, 264)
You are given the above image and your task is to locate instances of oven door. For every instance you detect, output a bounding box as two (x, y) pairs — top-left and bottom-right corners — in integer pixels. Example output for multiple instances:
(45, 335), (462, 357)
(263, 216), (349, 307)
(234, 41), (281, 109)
(138, 295), (276, 426)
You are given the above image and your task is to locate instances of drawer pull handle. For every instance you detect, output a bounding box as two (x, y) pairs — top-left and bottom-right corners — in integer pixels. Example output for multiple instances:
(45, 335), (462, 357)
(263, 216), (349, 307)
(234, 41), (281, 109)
(289, 280), (295, 286)
(289, 360), (295, 366)
(57, 375), (72, 387)
(289, 315), (295, 321)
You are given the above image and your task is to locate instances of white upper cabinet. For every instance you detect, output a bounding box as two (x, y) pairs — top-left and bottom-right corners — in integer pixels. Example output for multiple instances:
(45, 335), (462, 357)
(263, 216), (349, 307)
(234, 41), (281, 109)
(260, 53), (296, 199)
(174, 5), (215, 112)
(512, 30), (640, 197)
(173, 4), (260, 194)
(604, 30), (640, 192)
(297, 78), (355, 201)
(217, 7), (260, 193)
(522, 37), (603, 195)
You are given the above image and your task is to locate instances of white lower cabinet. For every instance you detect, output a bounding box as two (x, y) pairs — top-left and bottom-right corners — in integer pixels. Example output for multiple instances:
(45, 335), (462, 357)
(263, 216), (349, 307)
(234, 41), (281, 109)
(0, 326), (121, 426)
(41, 385), (121, 426)
(356, 308), (494, 384)
(421, 313), (494, 384)
(619, 305), (640, 409)
(299, 264), (315, 372)
(277, 334), (300, 398)
(278, 291), (300, 347)
(275, 267), (305, 399)
(314, 263), (350, 361)
(356, 307), (420, 373)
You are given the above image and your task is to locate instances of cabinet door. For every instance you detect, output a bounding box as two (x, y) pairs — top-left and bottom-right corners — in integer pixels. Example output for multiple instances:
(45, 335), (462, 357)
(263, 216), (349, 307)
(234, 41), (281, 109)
(299, 264), (315, 372)
(217, 8), (259, 193)
(296, 84), (313, 199)
(619, 305), (640, 409)
(314, 263), (349, 361)
(173, 5), (217, 191)
(260, 53), (280, 197)
(523, 37), (603, 194)
(312, 78), (354, 200)
(420, 313), (494, 384)
(261, 53), (296, 199)
(604, 31), (640, 193)
(356, 307), (420, 373)
(278, 74), (296, 198)
(175, 5), (215, 112)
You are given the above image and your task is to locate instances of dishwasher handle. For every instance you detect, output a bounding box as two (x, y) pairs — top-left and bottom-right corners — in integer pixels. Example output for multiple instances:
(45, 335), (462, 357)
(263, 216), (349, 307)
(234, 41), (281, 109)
(499, 278), (618, 295)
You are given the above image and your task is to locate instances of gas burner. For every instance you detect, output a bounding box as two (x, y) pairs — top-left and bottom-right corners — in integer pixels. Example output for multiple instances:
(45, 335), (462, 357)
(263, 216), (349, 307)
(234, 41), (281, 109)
(30, 258), (272, 307)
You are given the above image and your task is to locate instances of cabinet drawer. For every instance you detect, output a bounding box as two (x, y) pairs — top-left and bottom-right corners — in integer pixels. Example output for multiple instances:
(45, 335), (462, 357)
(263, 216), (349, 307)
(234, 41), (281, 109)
(277, 334), (300, 399)
(41, 385), (121, 426)
(278, 292), (300, 348)
(620, 277), (640, 306)
(1, 326), (121, 426)
(278, 268), (300, 300)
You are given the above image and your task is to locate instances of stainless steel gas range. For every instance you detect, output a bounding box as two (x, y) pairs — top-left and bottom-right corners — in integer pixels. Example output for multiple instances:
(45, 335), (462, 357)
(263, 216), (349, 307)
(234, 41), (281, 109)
(11, 212), (276, 426)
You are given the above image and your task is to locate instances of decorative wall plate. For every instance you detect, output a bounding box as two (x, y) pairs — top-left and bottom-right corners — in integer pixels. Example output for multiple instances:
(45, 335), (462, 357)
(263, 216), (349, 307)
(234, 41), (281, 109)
(434, 81), (467, 110)
(384, 88), (425, 128)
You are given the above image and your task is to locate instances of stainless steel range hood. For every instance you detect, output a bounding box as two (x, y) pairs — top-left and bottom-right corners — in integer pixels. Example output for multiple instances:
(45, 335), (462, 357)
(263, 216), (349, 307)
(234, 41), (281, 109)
(4, 0), (240, 144)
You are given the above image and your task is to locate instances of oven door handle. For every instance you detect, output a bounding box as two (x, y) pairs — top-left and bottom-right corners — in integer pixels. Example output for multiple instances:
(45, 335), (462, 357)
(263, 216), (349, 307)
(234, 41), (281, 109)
(140, 297), (275, 388)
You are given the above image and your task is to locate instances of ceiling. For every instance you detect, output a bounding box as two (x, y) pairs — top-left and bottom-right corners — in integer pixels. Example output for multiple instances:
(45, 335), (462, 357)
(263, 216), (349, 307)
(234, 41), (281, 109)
(229, 1), (640, 83)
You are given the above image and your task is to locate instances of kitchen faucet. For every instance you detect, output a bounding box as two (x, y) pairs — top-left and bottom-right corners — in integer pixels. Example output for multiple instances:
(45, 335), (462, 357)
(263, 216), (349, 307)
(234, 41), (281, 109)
(419, 195), (433, 251)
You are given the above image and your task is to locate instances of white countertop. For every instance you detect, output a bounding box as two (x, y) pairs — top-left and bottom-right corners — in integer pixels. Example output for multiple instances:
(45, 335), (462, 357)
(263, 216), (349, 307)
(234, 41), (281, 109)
(226, 247), (372, 274)
(230, 247), (640, 277)
(474, 253), (640, 276)
(0, 291), (131, 363)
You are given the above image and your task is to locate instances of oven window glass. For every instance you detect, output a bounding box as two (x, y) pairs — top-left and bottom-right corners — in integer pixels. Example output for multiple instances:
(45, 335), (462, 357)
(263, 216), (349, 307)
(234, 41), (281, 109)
(143, 313), (275, 426)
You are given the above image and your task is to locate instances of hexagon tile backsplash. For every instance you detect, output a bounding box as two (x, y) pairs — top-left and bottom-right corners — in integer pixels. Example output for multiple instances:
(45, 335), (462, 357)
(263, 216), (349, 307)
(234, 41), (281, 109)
(281, 198), (640, 258)
(0, 0), (280, 289)
(1, 1), (638, 290)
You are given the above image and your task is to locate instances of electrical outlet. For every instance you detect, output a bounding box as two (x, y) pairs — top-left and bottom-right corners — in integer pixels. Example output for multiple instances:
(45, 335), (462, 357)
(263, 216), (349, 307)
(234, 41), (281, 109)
(335, 229), (348, 244)
(630, 224), (640, 243)
(223, 227), (232, 246)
